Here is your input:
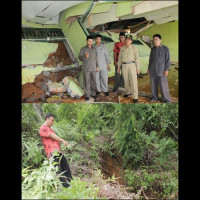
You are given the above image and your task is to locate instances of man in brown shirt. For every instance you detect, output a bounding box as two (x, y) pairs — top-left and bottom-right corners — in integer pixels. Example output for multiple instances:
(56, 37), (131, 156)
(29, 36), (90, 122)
(118, 34), (140, 103)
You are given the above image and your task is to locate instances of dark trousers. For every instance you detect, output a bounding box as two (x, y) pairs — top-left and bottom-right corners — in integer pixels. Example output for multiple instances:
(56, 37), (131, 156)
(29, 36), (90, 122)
(114, 65), (124, 90)
(150, 75), (171, 102)
(52, 153), (72, 187)
(83, 71), (96, 97)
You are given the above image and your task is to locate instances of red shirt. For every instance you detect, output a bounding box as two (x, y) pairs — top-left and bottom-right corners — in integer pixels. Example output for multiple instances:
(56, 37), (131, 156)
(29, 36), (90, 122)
(113, 42), (126, 62)
(39, 124), (62, 159)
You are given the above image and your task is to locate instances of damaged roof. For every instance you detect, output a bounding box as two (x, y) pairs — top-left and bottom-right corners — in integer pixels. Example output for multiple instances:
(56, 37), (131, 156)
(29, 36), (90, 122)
(22, 1), (178, 26)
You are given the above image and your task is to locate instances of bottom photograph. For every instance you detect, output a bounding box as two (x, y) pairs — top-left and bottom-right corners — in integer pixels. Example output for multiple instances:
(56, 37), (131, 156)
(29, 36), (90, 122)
(22, 103), (178, 199)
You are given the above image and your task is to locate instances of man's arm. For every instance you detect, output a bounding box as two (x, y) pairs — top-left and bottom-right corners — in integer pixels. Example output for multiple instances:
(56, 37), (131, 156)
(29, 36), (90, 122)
(147, 49), (153, 74)
(104, 45), (110, 70)
(117, 48), (123, 73)
(49, 133), (68, 146)
(95, 48), (100, 71)
(163, 47), (170, 77)
(113, 43), (117, 66)
(134, 47), (140, 72)
(165, 47), (170, 71)
(148, 49), (153, 70)
(79, 47), (85, 61)
(104, 45), (110, 65)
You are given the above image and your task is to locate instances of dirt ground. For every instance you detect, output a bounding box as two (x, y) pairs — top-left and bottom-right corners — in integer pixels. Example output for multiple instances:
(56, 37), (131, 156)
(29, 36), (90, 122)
(108, 65), (179, 99)
(21, 82), (46, 103)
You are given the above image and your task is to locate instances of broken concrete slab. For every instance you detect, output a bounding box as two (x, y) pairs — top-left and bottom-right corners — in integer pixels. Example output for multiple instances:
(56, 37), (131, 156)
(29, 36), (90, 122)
(47, 81), (67, 93)
(62, 76), (84, 98)
(46, 95), (62, 103)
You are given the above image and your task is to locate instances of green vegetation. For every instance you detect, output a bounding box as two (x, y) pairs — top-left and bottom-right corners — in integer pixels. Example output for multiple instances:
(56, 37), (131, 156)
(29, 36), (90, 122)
(22, 103), (178, 199)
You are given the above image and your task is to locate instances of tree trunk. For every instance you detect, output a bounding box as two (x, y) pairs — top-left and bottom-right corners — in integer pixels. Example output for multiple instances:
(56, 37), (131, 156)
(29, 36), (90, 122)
(32, 103), (45, 123)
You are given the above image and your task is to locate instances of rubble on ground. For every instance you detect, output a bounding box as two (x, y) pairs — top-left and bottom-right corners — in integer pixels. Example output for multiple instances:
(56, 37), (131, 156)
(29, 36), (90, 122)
(22, 82), (46, 102)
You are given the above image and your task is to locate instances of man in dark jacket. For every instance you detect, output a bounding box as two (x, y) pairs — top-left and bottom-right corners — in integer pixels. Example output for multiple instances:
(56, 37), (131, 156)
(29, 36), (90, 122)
(79, 35), (99, 101)
(148, 34), (171, 103)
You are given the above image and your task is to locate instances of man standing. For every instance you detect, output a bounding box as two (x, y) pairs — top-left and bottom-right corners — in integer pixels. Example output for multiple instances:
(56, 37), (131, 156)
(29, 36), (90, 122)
(113, 32), (126, 92)
(94, 34), (110, 96)
(39, 113), (72, 187)
(79, 35), (99, 101)
(118, 34), (140, 103)
(148, 34), (171, 103)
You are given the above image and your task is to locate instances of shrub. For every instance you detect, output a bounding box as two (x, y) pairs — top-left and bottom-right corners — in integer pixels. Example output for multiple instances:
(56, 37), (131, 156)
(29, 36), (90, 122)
(22, 157), (100, 199)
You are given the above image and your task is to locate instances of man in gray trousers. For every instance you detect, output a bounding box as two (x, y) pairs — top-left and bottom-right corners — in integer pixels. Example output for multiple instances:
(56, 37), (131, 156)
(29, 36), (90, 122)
(148, 34), (171, 103)
(93, 34), (110, 96)
(79, 35), (99, 101)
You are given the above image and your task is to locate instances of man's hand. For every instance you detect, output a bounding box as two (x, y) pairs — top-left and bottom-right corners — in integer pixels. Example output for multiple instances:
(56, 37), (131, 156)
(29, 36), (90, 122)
(137, 69), (140, 75)
(114, 61), (117, 66)
(147, 69), (149, 74)
(117, 67), (120, 73)
(85, 52), (89, 58)
(62, 140), (68, 146)
(107, 65), (110, 71)
(96, 67), (99, 72)
(163, 71), (168, 76)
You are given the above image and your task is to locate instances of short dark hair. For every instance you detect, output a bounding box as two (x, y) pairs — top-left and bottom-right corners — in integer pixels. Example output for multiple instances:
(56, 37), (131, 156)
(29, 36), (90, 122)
(87, 35), (94, 40)
(153, 34), (161, 40)
(119, 32), (125, 36)
(45, 113), (55, 121)
(95, 34), (102, 39)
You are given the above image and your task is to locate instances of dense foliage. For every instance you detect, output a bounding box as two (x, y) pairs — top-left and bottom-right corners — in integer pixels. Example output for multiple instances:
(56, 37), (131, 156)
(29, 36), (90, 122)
(22, 103), (178, 199)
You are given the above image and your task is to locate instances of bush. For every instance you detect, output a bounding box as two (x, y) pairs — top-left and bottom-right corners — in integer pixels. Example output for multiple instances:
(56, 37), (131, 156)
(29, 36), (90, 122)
(22, 157), (99, 199)
(22, 135), (45, 169)
(125, 169), (178, 199)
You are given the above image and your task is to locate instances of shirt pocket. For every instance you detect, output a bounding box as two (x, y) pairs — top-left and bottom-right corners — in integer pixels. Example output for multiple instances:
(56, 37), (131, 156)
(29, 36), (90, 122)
(158, 51), (165, 63)
(128, 49), (134, 61)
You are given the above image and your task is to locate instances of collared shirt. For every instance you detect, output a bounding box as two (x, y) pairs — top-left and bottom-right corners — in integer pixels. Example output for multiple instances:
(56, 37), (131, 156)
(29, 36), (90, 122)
(117, 45), (140, 70)
(93, 43), (110, 69)
(113, 41), (126, 62)
(148, 44), (170, 76)
(39, 124), (62, 159)
(79, 45), (99, 72)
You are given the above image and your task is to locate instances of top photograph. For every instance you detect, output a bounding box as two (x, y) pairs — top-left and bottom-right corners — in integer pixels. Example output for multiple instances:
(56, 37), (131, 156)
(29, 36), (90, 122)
(21, 1), (178, 104)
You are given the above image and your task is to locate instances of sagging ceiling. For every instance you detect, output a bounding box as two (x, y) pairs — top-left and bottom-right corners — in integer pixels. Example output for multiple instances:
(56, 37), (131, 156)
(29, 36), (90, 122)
(22, 1), (178, 26)
(22, 1), (83, 25)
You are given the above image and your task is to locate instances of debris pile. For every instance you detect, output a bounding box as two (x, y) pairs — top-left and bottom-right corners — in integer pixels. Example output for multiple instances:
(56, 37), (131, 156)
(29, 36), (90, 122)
(62, 76), (84, 98)
(34, 67), (82, 83)
(45, 76), (85, 103)
(22, 82), (46, 102)
(22, 67), (84, 103)
(43, 42), (73, 67)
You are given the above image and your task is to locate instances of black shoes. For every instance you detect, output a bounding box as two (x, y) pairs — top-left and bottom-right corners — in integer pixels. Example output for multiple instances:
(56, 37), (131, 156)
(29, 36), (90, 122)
(96, 91), (109, 96)
(133, 99), (138, 103)
(162, 100), (171, 103)
(124, 94), (131, 98)
(85, 97), (89, 101)
(149, 98), (158, 102)
(91, 95), (97, 99)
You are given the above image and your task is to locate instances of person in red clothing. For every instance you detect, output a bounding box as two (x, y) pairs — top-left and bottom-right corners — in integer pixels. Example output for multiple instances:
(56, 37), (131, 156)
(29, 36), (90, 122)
(39, 113), (72, 187)
(113, 32), (126, 92)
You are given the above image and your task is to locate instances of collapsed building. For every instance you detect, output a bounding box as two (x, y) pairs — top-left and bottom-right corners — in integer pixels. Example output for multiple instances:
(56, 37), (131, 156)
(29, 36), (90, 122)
(22, 1), (178, 103)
